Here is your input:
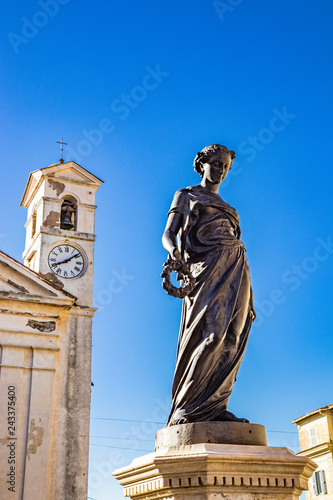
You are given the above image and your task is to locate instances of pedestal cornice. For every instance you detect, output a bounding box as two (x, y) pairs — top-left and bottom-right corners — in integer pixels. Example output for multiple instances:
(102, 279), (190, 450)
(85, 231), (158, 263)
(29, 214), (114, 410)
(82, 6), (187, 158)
(113, 442), (317, 500)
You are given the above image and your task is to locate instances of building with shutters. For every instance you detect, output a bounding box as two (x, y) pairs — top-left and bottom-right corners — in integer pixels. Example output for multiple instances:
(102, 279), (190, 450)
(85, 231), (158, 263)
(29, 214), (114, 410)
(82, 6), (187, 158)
(293, 404), (333, 499)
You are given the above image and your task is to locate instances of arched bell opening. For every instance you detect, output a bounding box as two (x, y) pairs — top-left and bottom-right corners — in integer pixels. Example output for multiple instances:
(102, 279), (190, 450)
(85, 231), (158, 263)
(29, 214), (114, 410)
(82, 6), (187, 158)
(60, 196), (77, 231)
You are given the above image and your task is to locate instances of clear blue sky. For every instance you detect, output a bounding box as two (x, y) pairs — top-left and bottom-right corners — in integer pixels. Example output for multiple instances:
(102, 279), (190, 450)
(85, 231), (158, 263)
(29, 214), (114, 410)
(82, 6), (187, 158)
(1, 1), (333, 498)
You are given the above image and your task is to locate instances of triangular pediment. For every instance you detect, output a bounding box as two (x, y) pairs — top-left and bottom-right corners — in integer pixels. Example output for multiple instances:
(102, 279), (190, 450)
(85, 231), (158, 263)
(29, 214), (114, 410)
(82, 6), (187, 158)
(21, 161), (103, 207)
(0, 251), (76, 303)
(44, 161), (103, 184)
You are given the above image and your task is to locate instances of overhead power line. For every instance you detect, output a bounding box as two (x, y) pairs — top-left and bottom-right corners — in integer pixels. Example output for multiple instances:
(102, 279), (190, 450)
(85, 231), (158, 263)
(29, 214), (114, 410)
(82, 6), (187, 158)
(267, 430), (298, 434)
(90, 443), (152, 452)
(91, 417), (164, 424)
(89, 435), (154, 442)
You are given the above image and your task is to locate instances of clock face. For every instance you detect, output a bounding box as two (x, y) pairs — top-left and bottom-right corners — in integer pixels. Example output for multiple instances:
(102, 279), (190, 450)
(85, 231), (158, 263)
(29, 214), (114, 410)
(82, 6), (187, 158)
(48, 244), (84, 279)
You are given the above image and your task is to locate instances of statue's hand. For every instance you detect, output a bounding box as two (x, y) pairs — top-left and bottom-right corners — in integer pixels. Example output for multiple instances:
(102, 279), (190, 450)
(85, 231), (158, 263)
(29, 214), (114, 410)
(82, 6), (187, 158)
(169, 250), (186, 281)
(169, 247), (182, 261)
(169, 249), (184, 279)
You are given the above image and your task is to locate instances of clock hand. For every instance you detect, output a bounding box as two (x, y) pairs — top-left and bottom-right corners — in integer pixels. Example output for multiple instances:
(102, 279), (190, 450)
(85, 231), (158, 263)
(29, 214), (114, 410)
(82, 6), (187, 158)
(57, 253), (80, 265)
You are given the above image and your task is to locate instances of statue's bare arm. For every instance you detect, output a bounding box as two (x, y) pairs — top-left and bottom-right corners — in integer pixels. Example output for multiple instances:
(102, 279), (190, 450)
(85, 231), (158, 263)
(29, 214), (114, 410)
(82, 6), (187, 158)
(162, 212), (183, 260)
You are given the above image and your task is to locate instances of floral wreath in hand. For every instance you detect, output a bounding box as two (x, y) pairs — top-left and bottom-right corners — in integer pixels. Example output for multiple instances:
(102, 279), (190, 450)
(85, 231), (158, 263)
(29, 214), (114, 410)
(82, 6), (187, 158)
(161, 259), (195, 299)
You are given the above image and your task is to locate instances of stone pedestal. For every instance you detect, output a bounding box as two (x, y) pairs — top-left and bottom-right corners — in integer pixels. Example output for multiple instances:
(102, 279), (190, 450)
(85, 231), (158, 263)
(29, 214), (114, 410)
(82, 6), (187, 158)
(113, 423), (317, 500)
(155, 421), (267, 448)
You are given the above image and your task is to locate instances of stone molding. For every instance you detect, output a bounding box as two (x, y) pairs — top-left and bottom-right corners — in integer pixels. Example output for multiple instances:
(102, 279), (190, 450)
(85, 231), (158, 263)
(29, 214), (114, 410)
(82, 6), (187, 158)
(113, 443), (317, 499)
(0, 343), (59, 351)
(298, 441), (333, 458)
(39, 225), (96, 241)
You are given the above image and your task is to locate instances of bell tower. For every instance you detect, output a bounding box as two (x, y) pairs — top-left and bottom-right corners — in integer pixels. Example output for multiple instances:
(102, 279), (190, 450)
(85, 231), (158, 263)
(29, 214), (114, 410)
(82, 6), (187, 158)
(21, 161), (103, 306)
(14, 160), (103, 499)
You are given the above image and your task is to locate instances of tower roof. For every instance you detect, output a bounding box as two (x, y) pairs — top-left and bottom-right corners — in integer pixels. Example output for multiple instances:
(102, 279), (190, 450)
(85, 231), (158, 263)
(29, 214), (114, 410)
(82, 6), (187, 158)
(20, 161), (104, 208)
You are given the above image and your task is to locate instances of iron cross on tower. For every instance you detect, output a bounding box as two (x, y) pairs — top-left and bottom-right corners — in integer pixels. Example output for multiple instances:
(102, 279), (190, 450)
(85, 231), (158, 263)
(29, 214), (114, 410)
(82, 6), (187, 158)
(57, 138), (68, 163)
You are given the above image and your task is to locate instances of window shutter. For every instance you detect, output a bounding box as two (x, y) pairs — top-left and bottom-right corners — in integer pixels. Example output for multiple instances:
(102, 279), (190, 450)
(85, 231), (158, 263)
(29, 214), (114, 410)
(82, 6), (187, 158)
(310, 427), (316, 446)
(319, 470), (326, 494)
(313, 473), (319, 495)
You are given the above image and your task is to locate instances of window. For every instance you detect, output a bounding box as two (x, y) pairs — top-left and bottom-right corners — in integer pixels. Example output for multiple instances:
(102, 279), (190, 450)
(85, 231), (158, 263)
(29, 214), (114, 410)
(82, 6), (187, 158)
(310, 427), (317, 446)
(31, 204), (38, 238)
(313, 470), (327, 495)
(31, 212), (37, 237)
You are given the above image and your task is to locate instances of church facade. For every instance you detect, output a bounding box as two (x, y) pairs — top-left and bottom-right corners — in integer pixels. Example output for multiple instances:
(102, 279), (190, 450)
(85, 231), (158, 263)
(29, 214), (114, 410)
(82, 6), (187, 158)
(0, 161), (102, 499)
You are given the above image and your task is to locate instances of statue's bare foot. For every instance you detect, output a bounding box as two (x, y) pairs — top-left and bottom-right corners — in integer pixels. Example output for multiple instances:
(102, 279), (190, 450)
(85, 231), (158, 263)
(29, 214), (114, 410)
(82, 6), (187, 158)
(214, 410), (249, 423)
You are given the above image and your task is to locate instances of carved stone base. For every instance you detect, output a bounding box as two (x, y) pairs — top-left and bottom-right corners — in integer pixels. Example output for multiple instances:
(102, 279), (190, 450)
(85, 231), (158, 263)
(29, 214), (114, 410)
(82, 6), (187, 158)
(113, 442), (316, 500)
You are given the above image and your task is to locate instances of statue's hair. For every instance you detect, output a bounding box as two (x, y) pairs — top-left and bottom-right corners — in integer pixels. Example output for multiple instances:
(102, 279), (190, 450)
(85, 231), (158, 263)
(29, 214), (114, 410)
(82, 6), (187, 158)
(193, 144), (236, 177)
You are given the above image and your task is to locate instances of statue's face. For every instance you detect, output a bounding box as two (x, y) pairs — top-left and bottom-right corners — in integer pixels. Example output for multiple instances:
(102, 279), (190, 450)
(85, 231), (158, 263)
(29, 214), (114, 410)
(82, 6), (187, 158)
(202, 151), (233, 184)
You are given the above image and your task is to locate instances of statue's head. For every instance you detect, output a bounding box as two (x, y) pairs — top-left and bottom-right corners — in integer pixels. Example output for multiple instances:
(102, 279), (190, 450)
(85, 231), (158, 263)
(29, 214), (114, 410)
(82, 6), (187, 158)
(193, 144), (236, 182)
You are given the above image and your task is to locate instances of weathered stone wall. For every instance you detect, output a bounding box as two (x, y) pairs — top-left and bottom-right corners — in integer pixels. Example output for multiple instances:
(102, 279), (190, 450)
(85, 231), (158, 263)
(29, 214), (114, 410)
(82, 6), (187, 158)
(0, 292), (71, 499)
(0, 253), (96, 500)
(48, 306), (94, 499)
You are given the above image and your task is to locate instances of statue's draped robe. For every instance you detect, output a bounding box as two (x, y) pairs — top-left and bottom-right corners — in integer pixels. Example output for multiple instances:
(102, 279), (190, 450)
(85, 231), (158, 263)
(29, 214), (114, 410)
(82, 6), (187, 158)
(167, 185), (255, 426)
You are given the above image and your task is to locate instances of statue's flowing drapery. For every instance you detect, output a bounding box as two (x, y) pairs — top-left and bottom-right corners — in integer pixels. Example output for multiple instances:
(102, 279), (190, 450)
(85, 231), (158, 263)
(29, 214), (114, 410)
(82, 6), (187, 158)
(167, 185), (255, 426)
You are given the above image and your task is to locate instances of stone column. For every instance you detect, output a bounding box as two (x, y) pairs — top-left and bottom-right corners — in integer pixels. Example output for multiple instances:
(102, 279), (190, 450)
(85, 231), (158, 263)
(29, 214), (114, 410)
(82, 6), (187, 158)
(113, 422), (317, 500)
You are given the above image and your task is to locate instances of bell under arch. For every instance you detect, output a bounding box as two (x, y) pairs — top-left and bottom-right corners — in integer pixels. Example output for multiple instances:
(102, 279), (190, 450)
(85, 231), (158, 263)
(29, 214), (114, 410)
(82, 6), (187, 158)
(60, 195), (77, 230)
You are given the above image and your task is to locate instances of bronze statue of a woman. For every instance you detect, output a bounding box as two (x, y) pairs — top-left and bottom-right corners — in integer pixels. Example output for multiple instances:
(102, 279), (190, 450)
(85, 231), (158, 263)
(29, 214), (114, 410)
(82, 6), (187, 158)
(162, 144), (256, 426)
